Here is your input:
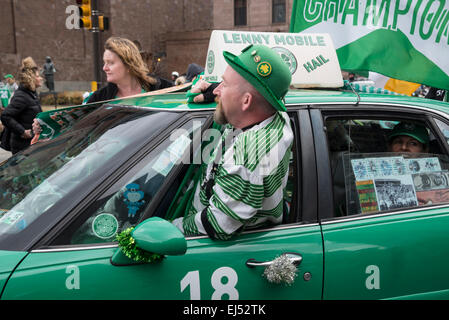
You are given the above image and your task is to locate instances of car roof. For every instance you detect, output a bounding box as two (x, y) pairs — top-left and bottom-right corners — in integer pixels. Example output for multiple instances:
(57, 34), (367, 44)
(285, 88), (449, 112)
(107, 92), (216, 111)
(88, 87), (449, 114)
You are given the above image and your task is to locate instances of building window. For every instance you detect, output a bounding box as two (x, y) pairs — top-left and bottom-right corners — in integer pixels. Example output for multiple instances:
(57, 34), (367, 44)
(272, 0), (286, 23)
(234, 0), (247, 26)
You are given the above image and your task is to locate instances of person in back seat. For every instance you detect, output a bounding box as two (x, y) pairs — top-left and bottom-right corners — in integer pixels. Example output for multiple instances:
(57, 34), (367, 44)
(387, 122), (429, 154)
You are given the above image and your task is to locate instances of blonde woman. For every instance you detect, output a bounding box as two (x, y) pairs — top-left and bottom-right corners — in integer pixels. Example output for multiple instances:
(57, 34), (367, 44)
(1, 57), (43, 154)
(86, 37), (159, 103)
(32, 37), (162, 143)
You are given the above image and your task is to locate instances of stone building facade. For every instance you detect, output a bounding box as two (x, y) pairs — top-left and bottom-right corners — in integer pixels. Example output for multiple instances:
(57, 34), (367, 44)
(0, 0), (292, 91)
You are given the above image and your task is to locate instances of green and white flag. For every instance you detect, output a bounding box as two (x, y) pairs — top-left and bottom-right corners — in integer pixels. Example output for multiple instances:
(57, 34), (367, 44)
(35, 83), (193, 140)
(0, 86), (12, 107)
(290, 0), (449, 90)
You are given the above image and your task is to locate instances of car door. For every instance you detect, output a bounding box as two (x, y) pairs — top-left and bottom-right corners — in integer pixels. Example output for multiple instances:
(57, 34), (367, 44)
(2, 228), (322, 300)
(312, 106), (449, 300)
(0, 251), (27, 295)
(1, 109), (324, 300)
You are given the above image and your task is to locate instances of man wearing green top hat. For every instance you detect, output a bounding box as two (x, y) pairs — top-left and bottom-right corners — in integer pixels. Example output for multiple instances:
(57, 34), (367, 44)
(173, 44), (293, 240)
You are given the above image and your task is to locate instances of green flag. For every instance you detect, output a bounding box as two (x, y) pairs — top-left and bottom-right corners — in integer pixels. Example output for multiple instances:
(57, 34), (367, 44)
(36, 103), (101, 140)
(290, 0), (449, 90)
(35, 83), (194, 140)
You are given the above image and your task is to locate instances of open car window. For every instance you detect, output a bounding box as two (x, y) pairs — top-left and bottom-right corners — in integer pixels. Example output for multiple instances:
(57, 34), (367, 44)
(66, 117), (207, 245)
(326, 117), (449, 217)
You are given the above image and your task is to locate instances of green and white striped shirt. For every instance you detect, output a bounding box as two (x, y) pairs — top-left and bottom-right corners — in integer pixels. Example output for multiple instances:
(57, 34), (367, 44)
(173, 111), (293, 240)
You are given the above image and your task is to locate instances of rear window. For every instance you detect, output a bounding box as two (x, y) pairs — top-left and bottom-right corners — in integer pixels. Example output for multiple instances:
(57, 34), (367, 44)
(325, 117), (449, 216)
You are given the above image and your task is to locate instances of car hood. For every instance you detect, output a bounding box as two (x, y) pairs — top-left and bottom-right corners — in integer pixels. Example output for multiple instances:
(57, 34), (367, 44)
(0, 251), (27, 297)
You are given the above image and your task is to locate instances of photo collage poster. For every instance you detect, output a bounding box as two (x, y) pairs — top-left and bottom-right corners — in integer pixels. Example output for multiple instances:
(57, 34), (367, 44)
(350, 156), (449, 213)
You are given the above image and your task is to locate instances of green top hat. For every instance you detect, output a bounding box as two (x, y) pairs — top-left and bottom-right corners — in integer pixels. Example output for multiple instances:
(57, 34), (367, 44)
(4, 74), (13, 79)
(388, 122), (429, 145)
(223, 44), (291, 112)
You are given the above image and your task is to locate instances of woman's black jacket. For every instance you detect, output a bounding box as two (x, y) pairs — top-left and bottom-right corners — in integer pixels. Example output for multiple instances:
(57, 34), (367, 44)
(0, 84), (42, 153)
(86, 77), (173, 104)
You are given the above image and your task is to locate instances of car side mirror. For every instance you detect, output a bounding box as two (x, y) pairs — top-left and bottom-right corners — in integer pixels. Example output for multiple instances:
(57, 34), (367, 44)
(111, 217), (187, 266)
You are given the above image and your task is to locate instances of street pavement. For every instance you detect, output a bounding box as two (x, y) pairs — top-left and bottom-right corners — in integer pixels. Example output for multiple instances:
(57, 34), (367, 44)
(0, 148), (11, 163)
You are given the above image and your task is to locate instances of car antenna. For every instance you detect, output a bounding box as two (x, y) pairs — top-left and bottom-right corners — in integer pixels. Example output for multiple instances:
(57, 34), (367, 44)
(346, 81), (361, 106)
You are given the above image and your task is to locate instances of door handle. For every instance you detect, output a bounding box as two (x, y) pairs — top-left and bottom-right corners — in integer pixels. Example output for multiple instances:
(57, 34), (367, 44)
(246, 252), (302, 268)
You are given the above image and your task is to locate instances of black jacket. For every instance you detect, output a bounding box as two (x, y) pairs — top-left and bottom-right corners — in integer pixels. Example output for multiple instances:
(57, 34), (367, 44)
(86, 78), (174, 104)
(425, 87), (446, 101)
(186, 63), (204, 82)
(0, 84), (42, 154)
(86, 82), (119, 104)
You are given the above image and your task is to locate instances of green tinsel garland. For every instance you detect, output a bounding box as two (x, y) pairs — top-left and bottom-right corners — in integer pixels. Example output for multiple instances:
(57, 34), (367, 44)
(116, 227), (164, 263)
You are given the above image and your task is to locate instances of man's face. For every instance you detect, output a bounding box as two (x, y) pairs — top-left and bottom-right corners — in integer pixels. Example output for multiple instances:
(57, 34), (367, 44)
(6, 78), (14, 85)
(389, 135), (426, 153)
(212, 67), (244, 126)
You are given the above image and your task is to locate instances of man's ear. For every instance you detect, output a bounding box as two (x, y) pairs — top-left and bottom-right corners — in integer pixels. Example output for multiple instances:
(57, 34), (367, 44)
(241, 92), (253, 112)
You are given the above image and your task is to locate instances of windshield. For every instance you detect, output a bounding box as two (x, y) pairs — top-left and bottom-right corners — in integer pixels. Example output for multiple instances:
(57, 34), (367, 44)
(0, 105), (180, 249)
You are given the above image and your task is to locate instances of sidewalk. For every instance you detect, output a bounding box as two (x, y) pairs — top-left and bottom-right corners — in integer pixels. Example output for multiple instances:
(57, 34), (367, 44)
(0, 148), (11, 163)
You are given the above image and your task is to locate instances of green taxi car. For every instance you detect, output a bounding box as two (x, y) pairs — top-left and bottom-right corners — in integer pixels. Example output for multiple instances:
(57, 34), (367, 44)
(0, 85), (449, 300)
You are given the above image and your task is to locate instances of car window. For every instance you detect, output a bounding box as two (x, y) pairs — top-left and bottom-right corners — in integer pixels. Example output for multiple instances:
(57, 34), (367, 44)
(66, 117), (207, 244)
(435, 118), (449, 146)
(325, 117), (449, 217)
(54, 113), (299, 245)
(0, 106), (180, 248)
(167, 115), (299, 228)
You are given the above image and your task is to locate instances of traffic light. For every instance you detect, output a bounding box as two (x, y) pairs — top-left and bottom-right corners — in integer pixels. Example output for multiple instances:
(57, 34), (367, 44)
(98, 15), (109, 31)
(76, 0), (92, 29)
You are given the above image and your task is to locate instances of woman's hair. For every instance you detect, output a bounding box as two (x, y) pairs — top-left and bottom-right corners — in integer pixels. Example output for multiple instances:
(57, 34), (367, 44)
(104, 37), (157, 91)
(18, 57), (39, 91)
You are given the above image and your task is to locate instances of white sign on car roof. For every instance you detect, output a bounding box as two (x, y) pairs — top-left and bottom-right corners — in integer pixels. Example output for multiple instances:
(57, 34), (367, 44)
(204, 30), (344, 88)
